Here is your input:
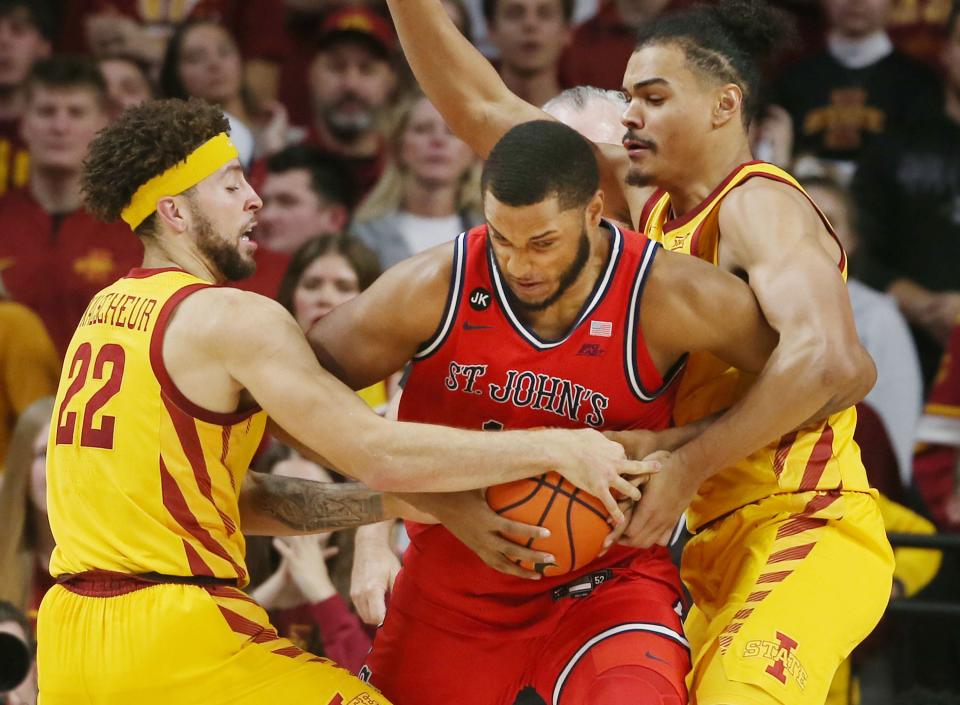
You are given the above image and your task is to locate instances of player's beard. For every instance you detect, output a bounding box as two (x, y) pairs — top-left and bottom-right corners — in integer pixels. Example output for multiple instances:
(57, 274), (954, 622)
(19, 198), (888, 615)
(191, 202), (256, 282)
(505, 225), (591, 313)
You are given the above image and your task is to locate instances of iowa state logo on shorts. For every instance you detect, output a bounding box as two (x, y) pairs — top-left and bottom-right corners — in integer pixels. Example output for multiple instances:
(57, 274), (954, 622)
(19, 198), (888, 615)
(743, 631), (808, 689)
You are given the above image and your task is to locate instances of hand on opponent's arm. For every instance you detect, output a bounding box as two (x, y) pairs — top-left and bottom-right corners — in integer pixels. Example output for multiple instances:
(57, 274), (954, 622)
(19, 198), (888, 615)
(621, 180), (875, 548)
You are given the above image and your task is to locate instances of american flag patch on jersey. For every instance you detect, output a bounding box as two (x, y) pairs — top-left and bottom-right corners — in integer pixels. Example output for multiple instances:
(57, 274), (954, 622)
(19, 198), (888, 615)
(589, 320), (613, 337)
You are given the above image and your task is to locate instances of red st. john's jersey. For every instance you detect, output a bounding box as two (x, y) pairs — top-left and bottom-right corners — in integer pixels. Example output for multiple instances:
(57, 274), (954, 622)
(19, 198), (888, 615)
(394, 221), (684, 637)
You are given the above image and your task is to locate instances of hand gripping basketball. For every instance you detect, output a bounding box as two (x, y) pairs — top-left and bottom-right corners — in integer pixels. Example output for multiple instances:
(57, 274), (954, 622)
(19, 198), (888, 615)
(547, 428), (659, 524)
(485, 430), (660, 577)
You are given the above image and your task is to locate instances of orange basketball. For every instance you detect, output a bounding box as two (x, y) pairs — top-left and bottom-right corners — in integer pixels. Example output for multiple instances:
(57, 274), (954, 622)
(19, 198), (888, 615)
(485, 471), (616, 577)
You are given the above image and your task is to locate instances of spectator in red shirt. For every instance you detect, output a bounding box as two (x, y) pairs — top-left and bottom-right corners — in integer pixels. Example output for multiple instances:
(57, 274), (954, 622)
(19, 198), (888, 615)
(305, 6), (399, 206)
(0, 1), (54, 197)
(484, 0), (573, 108)
(559, 0), (679, 90)
(232, 144), (351, 299)
(0, 57), (142, 356)
(258, 144), (350, 255)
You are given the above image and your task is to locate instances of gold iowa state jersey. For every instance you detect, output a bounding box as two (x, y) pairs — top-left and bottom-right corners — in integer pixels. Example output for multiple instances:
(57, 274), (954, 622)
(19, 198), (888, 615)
(639, 161), (871, 530)
(47, 268), (266, 585)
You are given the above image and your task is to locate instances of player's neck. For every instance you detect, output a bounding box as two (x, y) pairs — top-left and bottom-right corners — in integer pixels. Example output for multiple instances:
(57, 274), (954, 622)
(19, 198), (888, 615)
(140, 236), (220, 283)
(520, 223), (611, 341)
(665, 140), (754, 217)
(30, 168), (82, 214)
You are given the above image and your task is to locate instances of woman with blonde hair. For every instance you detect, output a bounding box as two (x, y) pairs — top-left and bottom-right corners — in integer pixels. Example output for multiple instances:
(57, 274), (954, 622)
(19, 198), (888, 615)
(352, 93), (481, 268)
(0, 397), (55, 626)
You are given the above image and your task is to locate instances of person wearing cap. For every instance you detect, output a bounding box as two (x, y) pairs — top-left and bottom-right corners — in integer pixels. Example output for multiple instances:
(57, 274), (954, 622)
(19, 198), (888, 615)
(0, 55), (142, 357)
(306, 5), (399, 206)
(35, 96), (649, 705)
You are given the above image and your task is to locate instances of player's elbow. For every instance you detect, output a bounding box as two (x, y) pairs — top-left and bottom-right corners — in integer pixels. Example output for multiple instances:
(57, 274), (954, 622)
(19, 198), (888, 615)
(817, 339), (876, 402)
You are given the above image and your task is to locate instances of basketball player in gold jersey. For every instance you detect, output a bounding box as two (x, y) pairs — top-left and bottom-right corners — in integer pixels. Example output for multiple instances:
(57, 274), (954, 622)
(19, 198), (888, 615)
(378, 0), (895, 703)
(36, 98), (658, 705)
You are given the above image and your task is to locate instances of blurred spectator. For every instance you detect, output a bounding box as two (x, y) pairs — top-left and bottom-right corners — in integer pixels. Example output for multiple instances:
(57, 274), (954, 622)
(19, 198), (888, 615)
(352, 95), (481, 269)
(802, 175), (922, 485)
(0, 398), (54, 627)
(749, 103), (795, 169)
(0, 600), (36, 705)
(233, 144), (351, 299)
(248, 454), (372, 674)
(774, 0), (941, 180)
(159, 20), (257, 166)
(851, 2), (960, 386)
(484, 0), (573, 107)
(541, 84), (627, 144)
(0, 303), (57, 468)
(443, 0), (476, 39)
(0, 1), (53, 197)
(95, 54), (153, 120)
(914, 323), (960, 532)
(58, 1), (287, 92)
(259, 145), (350, 255)
(277, 233), (389, 409)
(887, 0), (955, 69)
(0, 57), (142, 357)
(559, 0), (678, 90)
(305, 6), (399, 206)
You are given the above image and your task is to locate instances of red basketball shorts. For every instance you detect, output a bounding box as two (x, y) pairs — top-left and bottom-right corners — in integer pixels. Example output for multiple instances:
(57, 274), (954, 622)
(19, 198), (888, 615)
(362, 569), (689, 705)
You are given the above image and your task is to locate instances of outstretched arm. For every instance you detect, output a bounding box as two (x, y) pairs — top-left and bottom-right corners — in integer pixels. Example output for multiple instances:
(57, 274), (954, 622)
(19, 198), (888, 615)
(386, 0), (545, 159)
(175, 284), (650, 516)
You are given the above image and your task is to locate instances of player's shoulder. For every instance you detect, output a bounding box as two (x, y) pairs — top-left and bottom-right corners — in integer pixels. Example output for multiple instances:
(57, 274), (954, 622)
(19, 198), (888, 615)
(719, 175), (819, 229)
(169, 285), (296, 349)
(377, 237), (460, 302)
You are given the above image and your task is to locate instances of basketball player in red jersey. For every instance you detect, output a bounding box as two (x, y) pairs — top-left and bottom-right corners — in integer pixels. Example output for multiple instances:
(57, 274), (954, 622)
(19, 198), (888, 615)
(309, 120), (779, 705)
(379, 1), (893, 703)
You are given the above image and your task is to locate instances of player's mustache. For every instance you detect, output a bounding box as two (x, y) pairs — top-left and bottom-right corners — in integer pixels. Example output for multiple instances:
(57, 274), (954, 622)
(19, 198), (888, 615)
(622, 130), (657, 153)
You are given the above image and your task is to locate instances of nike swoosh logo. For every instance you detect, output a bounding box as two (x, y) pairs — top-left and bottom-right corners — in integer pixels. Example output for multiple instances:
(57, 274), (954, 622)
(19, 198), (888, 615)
(645, 651), (669, 664)
(462, 322), (494, 331)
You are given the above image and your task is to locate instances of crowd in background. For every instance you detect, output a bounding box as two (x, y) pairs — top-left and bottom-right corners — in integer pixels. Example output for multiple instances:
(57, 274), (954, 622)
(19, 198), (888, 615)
(0, 0), (958, 703)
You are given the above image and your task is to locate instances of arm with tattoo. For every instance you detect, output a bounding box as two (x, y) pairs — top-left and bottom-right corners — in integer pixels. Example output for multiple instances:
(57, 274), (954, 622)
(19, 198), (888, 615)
(239, 471), (401, 536)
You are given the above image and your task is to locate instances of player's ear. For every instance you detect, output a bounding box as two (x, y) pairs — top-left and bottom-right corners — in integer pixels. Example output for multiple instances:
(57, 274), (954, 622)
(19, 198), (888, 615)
(712, 84), (742, 128)
(155, 195), (189, 234)
(586, 190), (604, 226)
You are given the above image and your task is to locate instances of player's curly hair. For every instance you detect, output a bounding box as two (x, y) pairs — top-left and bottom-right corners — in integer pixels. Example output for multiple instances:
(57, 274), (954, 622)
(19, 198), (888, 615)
(635, 0), (796, 125)
(81, 97), (229, 236)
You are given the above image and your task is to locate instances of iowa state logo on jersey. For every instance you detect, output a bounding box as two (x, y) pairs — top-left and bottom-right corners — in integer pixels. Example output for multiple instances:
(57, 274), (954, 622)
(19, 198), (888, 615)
(444, 361), (609, 427)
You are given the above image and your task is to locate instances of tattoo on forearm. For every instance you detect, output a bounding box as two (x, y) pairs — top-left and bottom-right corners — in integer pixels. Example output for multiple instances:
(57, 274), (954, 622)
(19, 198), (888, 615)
(251, 474), (384, 532)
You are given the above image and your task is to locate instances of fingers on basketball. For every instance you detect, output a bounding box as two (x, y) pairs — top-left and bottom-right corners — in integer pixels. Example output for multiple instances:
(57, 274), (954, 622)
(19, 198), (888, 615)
(486, 471), (620, 578)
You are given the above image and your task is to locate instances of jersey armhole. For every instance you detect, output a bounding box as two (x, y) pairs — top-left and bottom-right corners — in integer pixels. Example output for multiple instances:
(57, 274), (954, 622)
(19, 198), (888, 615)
(149, 283), (262, 425)
(624, 240), (687, 401)
(412, 231), (467, 361)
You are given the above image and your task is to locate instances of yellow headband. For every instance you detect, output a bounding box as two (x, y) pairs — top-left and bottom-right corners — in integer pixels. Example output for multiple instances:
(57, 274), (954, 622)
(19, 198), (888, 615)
(120, 133), (240, 230)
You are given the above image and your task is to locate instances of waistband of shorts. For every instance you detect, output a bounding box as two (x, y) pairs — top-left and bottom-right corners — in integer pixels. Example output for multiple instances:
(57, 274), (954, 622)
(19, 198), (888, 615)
(56, 569), (238, 597)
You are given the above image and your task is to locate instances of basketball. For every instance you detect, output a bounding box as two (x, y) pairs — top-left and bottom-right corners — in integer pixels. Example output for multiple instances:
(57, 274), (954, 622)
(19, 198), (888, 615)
(485, 471), (616, 577)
